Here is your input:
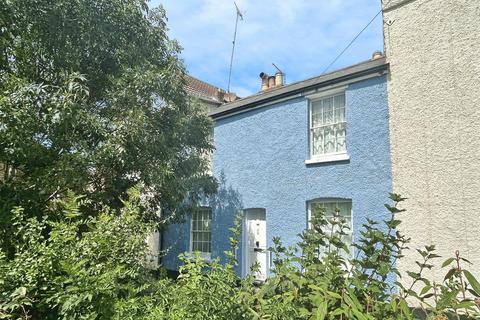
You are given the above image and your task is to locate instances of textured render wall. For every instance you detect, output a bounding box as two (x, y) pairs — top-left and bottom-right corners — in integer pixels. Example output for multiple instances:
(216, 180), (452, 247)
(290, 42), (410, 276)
(162, 76), (392, 273)
(383, 0), (480, 280)
(161, 221), (189, 271)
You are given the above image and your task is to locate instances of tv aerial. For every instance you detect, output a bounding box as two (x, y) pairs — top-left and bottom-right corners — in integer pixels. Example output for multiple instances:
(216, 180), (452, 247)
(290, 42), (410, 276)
(227, 2), (244, 93)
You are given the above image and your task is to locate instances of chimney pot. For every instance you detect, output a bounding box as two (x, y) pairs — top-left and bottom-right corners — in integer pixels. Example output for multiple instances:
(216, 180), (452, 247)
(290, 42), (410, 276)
(259, 72), (269, 91)
(268, 76), (275, 88)
(372, 51), (384, 60)
(275, 71), (284, 87)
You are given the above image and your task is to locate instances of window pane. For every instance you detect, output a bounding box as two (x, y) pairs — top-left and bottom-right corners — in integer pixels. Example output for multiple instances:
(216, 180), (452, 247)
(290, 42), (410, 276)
(325, 203), (335, 215)
(191, 208), (212, 254)
(323, 97), (334, 124)
(311, 100), (323, 127)
(336, 201), (351, 217)
(324, 126), (335, 153)
(335, 123), (346, 152)
(334, 106), (345, 123)
(204, 241), (209, 253)
(334, 94), (345, 108)
(334, 94), (345, 123)
(312, 128), (324, 155)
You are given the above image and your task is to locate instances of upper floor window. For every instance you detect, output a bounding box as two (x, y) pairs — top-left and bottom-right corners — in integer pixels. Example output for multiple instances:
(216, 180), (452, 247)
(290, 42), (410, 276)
(190, 207), (212, 260)
(307, 91), (349, 163)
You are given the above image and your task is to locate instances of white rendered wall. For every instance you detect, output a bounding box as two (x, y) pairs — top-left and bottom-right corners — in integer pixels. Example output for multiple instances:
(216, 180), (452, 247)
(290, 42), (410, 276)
(383, 0), (480, 281)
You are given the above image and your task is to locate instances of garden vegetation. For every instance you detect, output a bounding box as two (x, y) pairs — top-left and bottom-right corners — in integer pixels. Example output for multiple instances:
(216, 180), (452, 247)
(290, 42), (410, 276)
(1, 1), (479, 319)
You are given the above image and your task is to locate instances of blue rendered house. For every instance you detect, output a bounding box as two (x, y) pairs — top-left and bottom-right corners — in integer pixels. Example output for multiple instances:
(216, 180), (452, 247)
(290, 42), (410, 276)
(162, 57), (391, 279)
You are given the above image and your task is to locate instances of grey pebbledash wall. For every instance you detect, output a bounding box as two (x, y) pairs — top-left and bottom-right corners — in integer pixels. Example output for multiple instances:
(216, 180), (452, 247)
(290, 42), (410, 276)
(162, 75), (393, 276)
(383, 0), (480, 280)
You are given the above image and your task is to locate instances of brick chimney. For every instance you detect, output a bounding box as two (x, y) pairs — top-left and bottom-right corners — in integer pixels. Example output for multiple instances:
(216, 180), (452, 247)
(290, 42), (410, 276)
(259, 69), (285, 92)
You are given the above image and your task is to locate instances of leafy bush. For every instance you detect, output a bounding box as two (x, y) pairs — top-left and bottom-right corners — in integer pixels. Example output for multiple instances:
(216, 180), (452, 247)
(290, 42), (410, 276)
(0, 188), (157, 319)
(1, 193), (479, 319)
(241, 194), (480, 319)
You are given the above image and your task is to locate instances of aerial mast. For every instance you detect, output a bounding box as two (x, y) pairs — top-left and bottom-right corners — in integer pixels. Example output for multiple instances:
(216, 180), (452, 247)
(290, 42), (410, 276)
(227, 2), (244, 93)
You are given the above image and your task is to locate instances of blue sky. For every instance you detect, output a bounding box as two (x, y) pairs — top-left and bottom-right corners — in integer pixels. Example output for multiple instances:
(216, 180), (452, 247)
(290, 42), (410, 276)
(149, 0), (384, 97)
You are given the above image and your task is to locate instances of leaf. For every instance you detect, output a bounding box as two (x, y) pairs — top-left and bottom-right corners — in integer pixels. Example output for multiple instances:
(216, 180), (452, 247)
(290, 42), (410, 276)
(384, 204), (403, 214)
(315, 301), (328, 320)
(420, 284), (431, 296)
(386, 219), (402, 228)
(326, 291), (342, 299)
(12, 287), (27, 297)
(463, 270), (480, 296)
(407, 271), (420, 280)
(416, 249), (428, 258)
(389, 193), (408, 202)
(441, 258), (455, 268)
(468, 288), (479, 296)
(452, 300), (475, 309)
(443, 268), (457, 281)
(398, 299), (410, 316)
(330, 308), (345, 317)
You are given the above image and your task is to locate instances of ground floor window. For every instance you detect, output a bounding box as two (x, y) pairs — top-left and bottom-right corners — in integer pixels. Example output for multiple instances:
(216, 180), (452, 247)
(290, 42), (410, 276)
(307, 199), (353, 259)
(190, 207), (212, 259)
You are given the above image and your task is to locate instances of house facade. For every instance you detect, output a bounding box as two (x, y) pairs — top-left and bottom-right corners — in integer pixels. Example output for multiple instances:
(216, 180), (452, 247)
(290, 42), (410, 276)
(382, 0), (480, 279)
(162, 57), (393, 278)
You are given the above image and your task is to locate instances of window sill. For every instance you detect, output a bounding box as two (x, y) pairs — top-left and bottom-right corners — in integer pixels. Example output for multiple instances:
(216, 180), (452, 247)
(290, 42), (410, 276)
(305, 153), (350, 164)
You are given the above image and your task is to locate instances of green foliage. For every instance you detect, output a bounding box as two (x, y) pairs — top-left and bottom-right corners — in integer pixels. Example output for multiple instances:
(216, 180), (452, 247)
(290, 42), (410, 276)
(1, 194), (480, 319)
(240, 195), (480, 320)
(0, 187), (156, 319)
(0, 0), (216, 256)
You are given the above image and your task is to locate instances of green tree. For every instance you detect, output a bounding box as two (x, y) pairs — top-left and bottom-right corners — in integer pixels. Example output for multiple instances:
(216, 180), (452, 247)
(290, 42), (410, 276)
(0, 0), (216, 255)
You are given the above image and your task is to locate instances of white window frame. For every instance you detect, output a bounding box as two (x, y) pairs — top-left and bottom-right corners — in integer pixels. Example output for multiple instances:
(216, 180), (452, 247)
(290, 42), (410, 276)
(307, 199), (353, 259)
(189, 207), (212, 261)
(306, 88), (349, 164)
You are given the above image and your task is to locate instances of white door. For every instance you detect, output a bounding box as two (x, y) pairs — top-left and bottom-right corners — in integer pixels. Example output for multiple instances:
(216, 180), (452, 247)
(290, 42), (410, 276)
(243, 209), (267, 281)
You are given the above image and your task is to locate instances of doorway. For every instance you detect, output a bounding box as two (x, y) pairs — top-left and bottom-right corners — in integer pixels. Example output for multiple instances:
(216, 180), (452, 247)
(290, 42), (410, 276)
(242, 208), (267, 281)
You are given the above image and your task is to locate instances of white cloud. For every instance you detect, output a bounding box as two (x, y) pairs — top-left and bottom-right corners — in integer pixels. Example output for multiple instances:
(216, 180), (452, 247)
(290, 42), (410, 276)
(149, 0), (383, 96)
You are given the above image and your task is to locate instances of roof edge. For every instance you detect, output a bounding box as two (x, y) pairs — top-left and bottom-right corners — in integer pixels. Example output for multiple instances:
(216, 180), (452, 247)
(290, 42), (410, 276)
(209, 58), (388, 119)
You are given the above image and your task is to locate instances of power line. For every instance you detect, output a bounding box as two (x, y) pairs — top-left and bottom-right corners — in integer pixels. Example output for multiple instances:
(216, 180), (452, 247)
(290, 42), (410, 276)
(322, 3), (388, 74)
